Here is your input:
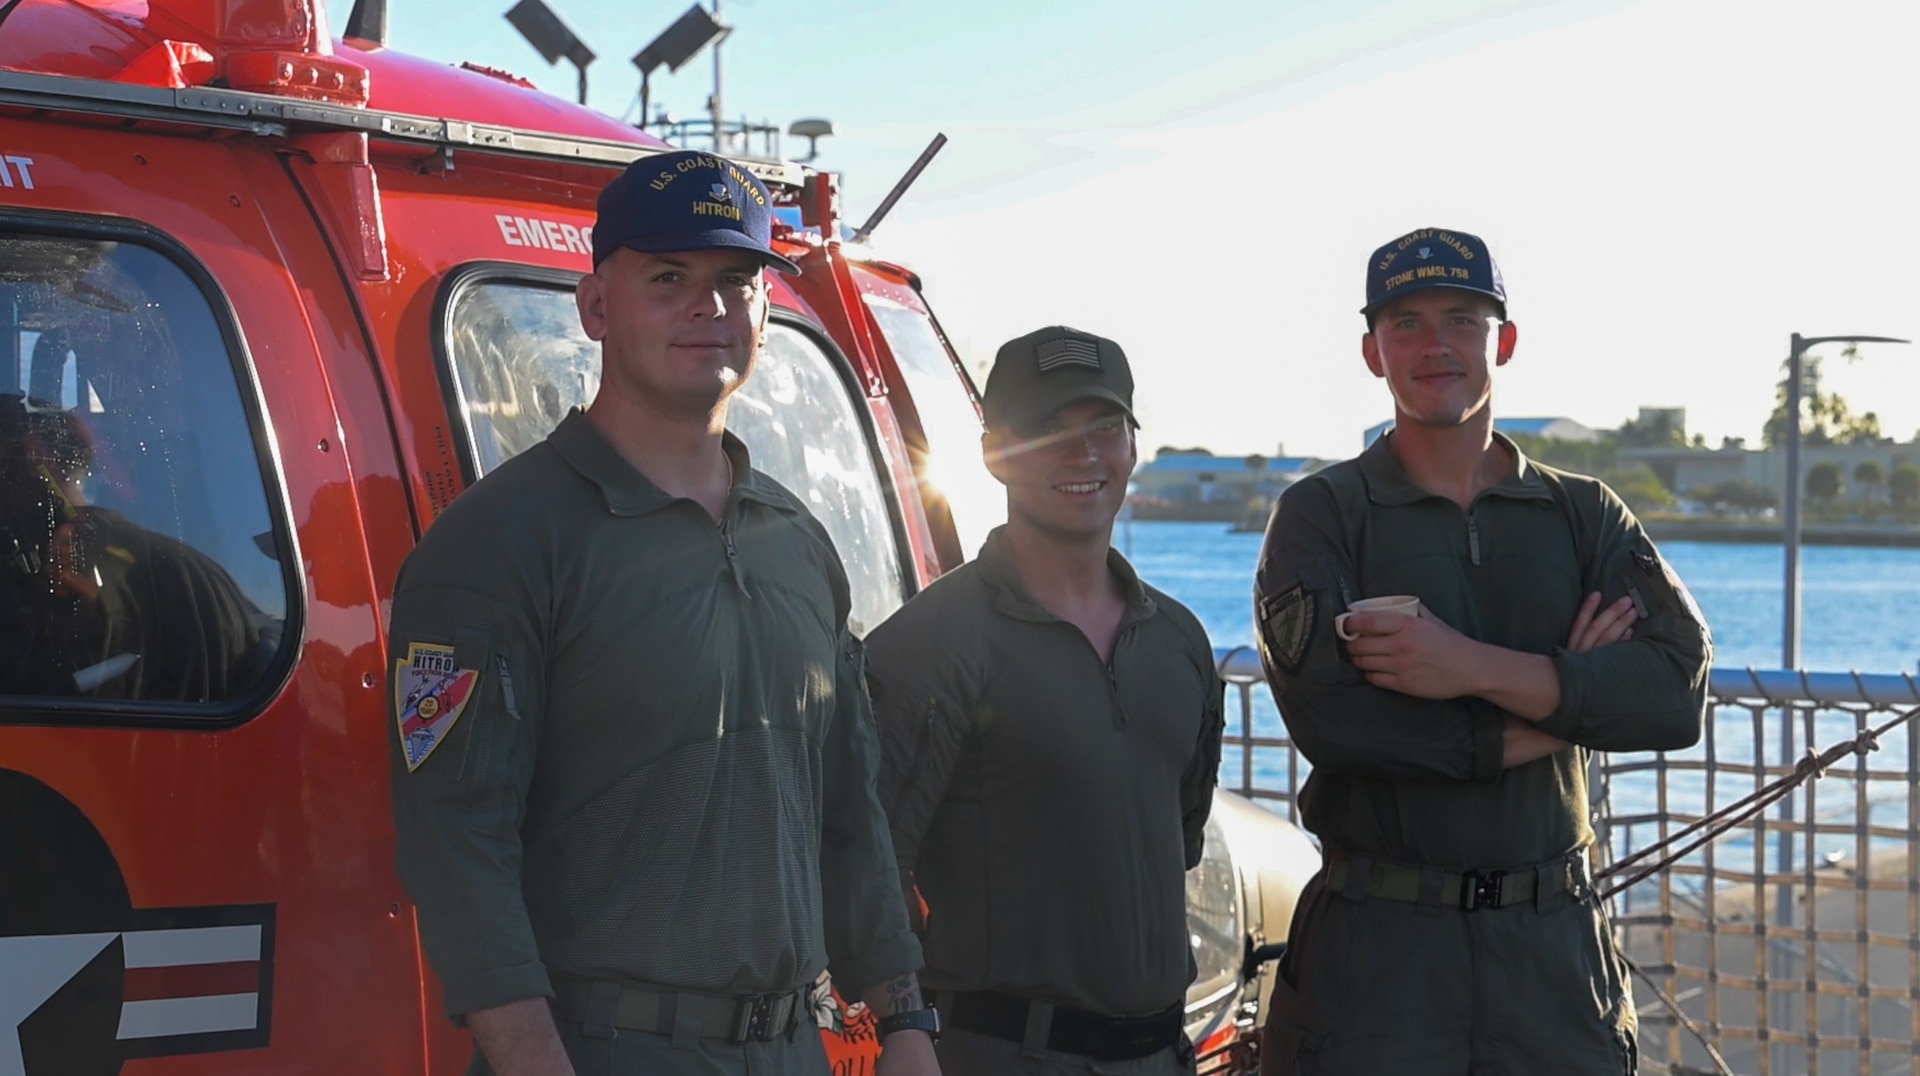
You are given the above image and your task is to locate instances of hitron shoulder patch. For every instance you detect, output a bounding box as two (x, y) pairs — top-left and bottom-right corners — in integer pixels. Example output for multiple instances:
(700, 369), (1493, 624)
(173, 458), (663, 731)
(395, 642), (480, 772)
(1258, 583), (1315, 675)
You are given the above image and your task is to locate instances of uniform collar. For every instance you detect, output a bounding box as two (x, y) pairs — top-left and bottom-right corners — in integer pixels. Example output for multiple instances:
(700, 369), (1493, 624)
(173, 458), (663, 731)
(1358, 428), (1556, 508)
(974, 525), (1158, 625)
(548, 408), (793, 517)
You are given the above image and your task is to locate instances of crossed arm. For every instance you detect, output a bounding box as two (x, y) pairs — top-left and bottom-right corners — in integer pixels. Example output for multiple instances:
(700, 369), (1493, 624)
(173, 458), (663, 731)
(1342, 590), (1638, 768)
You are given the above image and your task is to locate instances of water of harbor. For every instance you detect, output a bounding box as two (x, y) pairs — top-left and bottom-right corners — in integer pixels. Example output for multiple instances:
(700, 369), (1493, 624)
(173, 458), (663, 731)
(1121, 520), (1920, 674)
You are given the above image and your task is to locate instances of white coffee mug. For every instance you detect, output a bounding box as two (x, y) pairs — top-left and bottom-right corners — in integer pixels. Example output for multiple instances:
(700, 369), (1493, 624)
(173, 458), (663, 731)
(1335, 595), (1422, 641)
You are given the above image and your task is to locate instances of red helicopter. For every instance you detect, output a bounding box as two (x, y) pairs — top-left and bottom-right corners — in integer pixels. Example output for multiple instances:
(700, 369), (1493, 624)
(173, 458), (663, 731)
(0, 0), (1316, 1071)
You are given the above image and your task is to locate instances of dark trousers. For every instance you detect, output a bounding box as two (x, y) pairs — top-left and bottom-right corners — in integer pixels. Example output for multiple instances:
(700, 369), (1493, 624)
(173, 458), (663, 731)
(1260, 872), (1638, 1075)
(937, 1025), (1196, 1076)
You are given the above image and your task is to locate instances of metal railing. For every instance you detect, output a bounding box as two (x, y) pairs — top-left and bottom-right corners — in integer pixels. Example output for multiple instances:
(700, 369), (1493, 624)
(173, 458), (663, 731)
(1211, 648), (1920, 1076)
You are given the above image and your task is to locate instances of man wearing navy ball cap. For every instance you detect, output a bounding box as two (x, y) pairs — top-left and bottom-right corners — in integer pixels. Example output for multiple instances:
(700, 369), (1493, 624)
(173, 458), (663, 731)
(388, 150), (939, 1076)
(589, 150), (803, 274)
(1251, 227), (1712, 1073)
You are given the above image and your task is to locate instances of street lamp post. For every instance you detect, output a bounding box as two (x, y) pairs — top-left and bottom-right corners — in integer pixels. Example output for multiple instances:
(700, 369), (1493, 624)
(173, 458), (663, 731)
(1771, 331), (1905, 1071)
(1780, 332), (1909, 669)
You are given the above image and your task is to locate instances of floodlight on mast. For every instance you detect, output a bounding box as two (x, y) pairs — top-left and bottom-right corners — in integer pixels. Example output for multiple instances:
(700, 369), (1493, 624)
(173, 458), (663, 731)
(631, 4), (730, 145)
(504, 0), (596, 106)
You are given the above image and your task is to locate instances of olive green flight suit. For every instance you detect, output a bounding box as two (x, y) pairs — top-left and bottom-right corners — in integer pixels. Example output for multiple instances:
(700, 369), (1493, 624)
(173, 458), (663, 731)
(386, 410), (921, 1076)
(866, 527), (1226, 1076)
(1252, 432), (1712, 1076)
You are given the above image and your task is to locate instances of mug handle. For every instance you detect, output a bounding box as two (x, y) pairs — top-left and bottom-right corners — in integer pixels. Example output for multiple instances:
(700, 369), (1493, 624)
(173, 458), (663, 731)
(1334, 612), (1359, 641)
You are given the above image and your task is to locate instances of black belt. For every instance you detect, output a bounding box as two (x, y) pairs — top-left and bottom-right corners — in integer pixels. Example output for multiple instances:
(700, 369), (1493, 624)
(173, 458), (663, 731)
(552, 978), (808, 1043)
(1324, 848), (1594, 912)
(939, 990), (1183, 1060)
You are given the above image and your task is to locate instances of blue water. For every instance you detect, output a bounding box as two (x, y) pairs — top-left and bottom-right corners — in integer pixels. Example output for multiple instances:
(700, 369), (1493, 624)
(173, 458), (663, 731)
(1120, 521), (1920, 879)
(1119, 520), (1920, 674)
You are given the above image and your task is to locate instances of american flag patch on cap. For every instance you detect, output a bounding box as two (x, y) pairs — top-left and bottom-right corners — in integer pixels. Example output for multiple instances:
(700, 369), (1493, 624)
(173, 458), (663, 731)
(1035, 336), (1102, 372)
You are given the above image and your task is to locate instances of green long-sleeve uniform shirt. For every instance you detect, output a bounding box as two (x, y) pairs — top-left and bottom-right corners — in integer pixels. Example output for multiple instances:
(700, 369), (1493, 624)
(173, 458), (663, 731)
(865, 528), (1226, 1017)
(1254, 432), (1712, 868)
(386, 410), (921, 1021)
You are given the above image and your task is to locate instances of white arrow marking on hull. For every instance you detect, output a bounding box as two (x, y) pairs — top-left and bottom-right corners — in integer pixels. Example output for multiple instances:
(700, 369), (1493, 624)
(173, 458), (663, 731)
(0, 932), (119, 1076)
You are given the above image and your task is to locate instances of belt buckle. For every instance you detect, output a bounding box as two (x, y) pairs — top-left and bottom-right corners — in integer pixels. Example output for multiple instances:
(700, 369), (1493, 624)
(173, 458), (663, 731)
(1566, 854), (1592, 903)
(733, 994), (779, 1043)
(1460, 869), (1505, 912)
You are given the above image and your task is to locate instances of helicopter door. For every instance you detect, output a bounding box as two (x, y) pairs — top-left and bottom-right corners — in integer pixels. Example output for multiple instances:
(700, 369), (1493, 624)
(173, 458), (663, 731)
(0, 120), (427, 1074)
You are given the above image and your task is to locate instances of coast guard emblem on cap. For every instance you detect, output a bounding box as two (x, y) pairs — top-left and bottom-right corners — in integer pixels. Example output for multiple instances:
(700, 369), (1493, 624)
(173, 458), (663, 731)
(395, 642), (479, 771)
(1035, 336), (1102, 373)
(1416, 246), (1432, 259)
(709, 182), (732, 202)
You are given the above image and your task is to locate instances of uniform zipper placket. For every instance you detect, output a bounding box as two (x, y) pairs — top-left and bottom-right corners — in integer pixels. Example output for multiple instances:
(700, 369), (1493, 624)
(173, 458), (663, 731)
(718, 513), (749, 597)
(1466, 509), (1483, 566)
(1093, 621), (1139, 729)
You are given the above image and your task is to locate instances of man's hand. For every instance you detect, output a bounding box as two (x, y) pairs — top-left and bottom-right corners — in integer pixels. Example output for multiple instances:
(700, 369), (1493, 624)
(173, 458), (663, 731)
(467, 997), (574, 1076)
(861, 973), (943, 1076)
(876, 1027), (942, 1075)
(1342, 608), (1489, 701)
(1567, 592), (1637, 652)
(1348, 589), (1643, 720)
(1489, 592), (1633, 763)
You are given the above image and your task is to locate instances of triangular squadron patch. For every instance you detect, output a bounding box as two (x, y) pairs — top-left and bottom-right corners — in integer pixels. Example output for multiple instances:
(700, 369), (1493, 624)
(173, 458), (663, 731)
(395, 642), (479, 772)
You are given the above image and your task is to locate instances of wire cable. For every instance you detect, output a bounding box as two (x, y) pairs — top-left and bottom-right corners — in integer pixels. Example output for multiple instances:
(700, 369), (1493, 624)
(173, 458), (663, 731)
(1596, 701), (1920, 900)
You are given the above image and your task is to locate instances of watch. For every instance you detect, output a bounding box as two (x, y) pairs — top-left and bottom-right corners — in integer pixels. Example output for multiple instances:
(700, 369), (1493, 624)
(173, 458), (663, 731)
(875, 1006), (942, 1043)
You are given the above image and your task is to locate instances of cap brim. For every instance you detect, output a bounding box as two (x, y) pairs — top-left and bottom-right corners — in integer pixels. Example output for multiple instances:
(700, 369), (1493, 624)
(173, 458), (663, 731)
(615, 228), (802, 276)
(1361, 282), (1505, 318)
(994, 383), (1137, 434)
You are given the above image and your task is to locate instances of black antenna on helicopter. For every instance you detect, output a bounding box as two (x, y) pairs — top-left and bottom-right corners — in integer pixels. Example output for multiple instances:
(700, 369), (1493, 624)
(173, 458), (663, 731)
(848, 133), (948, 245)
(344, 0), (389, 45)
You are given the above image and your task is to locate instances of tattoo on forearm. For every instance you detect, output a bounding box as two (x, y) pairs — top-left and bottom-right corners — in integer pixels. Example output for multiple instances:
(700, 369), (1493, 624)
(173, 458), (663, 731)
(883, 974), (924, 1015)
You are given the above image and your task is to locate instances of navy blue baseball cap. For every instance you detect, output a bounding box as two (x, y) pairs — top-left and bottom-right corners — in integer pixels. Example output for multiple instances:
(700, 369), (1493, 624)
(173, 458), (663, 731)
(592, 150), (800, 275)
(1362, 227), (1506, 322)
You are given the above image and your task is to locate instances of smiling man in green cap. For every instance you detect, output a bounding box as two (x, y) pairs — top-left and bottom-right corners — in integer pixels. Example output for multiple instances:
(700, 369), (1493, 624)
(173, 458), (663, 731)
(866, 325), (1225, 1076)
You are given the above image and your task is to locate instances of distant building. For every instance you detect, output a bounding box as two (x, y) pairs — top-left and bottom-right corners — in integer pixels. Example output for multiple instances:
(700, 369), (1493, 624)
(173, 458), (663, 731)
(1131, 453), (1325, 506)
(1362, 416), (1601, 448)
(1621, 441), (1920, 505)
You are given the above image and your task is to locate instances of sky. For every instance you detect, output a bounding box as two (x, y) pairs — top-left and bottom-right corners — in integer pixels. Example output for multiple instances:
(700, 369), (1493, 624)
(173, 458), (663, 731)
(335, 0), (1920, 460)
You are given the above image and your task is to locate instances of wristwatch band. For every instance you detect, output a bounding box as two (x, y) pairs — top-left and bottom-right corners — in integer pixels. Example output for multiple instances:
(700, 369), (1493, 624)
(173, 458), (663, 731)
(876, 1006), (942, 1042)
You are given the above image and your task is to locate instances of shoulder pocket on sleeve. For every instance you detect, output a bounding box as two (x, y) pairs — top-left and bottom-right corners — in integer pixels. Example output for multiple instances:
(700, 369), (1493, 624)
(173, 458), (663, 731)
(394, 620), (494, 783)
(1629, 541), (1707, 634)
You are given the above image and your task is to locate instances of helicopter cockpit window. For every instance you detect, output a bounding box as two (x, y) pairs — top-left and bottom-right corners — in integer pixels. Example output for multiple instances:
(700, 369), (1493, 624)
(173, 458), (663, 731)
(728, 323), (907, 635)
(440, 276), (908, 635)
(864, 295), (1004, 560)
(0, 233), (291, 712)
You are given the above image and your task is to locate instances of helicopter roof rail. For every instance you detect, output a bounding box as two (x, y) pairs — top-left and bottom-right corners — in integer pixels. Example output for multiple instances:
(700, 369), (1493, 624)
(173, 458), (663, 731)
(0, 69), (808, 191)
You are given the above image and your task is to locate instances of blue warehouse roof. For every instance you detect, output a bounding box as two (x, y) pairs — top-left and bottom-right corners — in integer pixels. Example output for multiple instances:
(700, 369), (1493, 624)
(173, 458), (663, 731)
(1140, 455), (1319, 475)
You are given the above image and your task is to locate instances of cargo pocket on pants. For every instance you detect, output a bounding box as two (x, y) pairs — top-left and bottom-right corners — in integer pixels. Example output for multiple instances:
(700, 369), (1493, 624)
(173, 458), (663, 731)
(1262, 948), (1327, 1076)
